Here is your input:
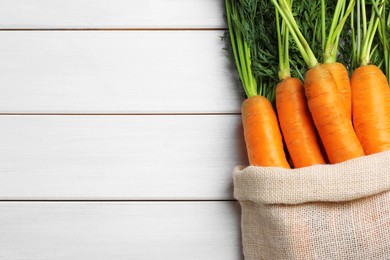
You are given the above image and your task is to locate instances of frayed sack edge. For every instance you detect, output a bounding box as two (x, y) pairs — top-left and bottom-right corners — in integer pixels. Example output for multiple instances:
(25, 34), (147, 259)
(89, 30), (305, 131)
(233, 151), (390, 205)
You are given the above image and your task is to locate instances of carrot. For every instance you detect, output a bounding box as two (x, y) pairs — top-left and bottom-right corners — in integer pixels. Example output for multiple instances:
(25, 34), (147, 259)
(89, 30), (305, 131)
(351, 65), (390, 154)
(305, 65), (364, 163)
(242, 96), (290, 167)
(226, 0), (290, 167)
(276, 78), (326, 167)
(271, 0), (364, 163)
(274, 7), (325, 167)
(350, 0), (390, 154)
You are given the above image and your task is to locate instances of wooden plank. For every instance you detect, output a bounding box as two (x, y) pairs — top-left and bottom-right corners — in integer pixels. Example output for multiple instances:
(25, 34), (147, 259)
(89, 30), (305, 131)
(0, 0), (226, 29)
(0, 202), (243, 259)
(0, 31), (242, 114)
(0, 115), (247, 199)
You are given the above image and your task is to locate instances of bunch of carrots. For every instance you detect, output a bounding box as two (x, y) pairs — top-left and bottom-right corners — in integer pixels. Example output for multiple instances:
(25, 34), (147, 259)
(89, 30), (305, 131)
(226, 0), (390, 169)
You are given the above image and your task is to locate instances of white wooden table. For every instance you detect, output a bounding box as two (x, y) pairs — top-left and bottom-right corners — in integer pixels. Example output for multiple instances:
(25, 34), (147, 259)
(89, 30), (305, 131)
(0, 1), (246, 259)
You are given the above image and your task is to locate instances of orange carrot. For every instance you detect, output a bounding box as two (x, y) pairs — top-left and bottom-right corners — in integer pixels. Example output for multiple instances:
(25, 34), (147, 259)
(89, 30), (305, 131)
(242, 95), (290, 168)
(351, 65), (390, 154)
(274, 8), (325, 168)
(276, 77), (326, 167)
(349, 0), (390, 154)
(304, 65), (364, 163)
(226, 0), (290, 168)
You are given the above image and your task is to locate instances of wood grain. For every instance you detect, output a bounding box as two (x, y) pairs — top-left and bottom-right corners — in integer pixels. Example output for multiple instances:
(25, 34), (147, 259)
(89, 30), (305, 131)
(0, 2), (246, 258)
(0, 201), (243, 260)
(0, 31), (242, 114)
(0, 0), (226, 29)
(0, 115), (247, 200)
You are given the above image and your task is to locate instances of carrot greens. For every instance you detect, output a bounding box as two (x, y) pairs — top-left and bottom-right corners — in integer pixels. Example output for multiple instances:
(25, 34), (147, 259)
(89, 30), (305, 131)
(225, 0), (279, 102)
(352, 0), (387, 68)
(225, 0), (257, 98)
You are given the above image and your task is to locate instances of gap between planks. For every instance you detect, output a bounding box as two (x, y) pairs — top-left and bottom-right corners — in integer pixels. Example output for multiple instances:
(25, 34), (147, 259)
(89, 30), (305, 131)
(0, 113), (241, 116)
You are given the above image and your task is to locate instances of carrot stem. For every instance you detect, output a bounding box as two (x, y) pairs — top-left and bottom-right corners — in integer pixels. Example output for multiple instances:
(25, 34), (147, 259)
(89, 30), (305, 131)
(359, 0), (385, 66)
(276, 6), (291, 80)
(376, 0), (389, 82)
(270, 0), (319, 68)
(356, 0), (362, 65)
(362, 0), (368, 35)
(351, 7), (357, 68)
(324, 0), (346, 60)
(325, 0), (356, 63)
(321, 0), (326, 51)
(225, 0), (257, 97)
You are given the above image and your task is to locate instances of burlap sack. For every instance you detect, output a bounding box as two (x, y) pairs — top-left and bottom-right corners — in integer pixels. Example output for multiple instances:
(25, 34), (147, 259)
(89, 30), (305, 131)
(233, 151), (390, 260)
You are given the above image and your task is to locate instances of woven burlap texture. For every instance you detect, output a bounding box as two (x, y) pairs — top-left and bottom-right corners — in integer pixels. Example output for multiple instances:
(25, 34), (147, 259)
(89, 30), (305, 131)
(233, 151), (390, 260)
